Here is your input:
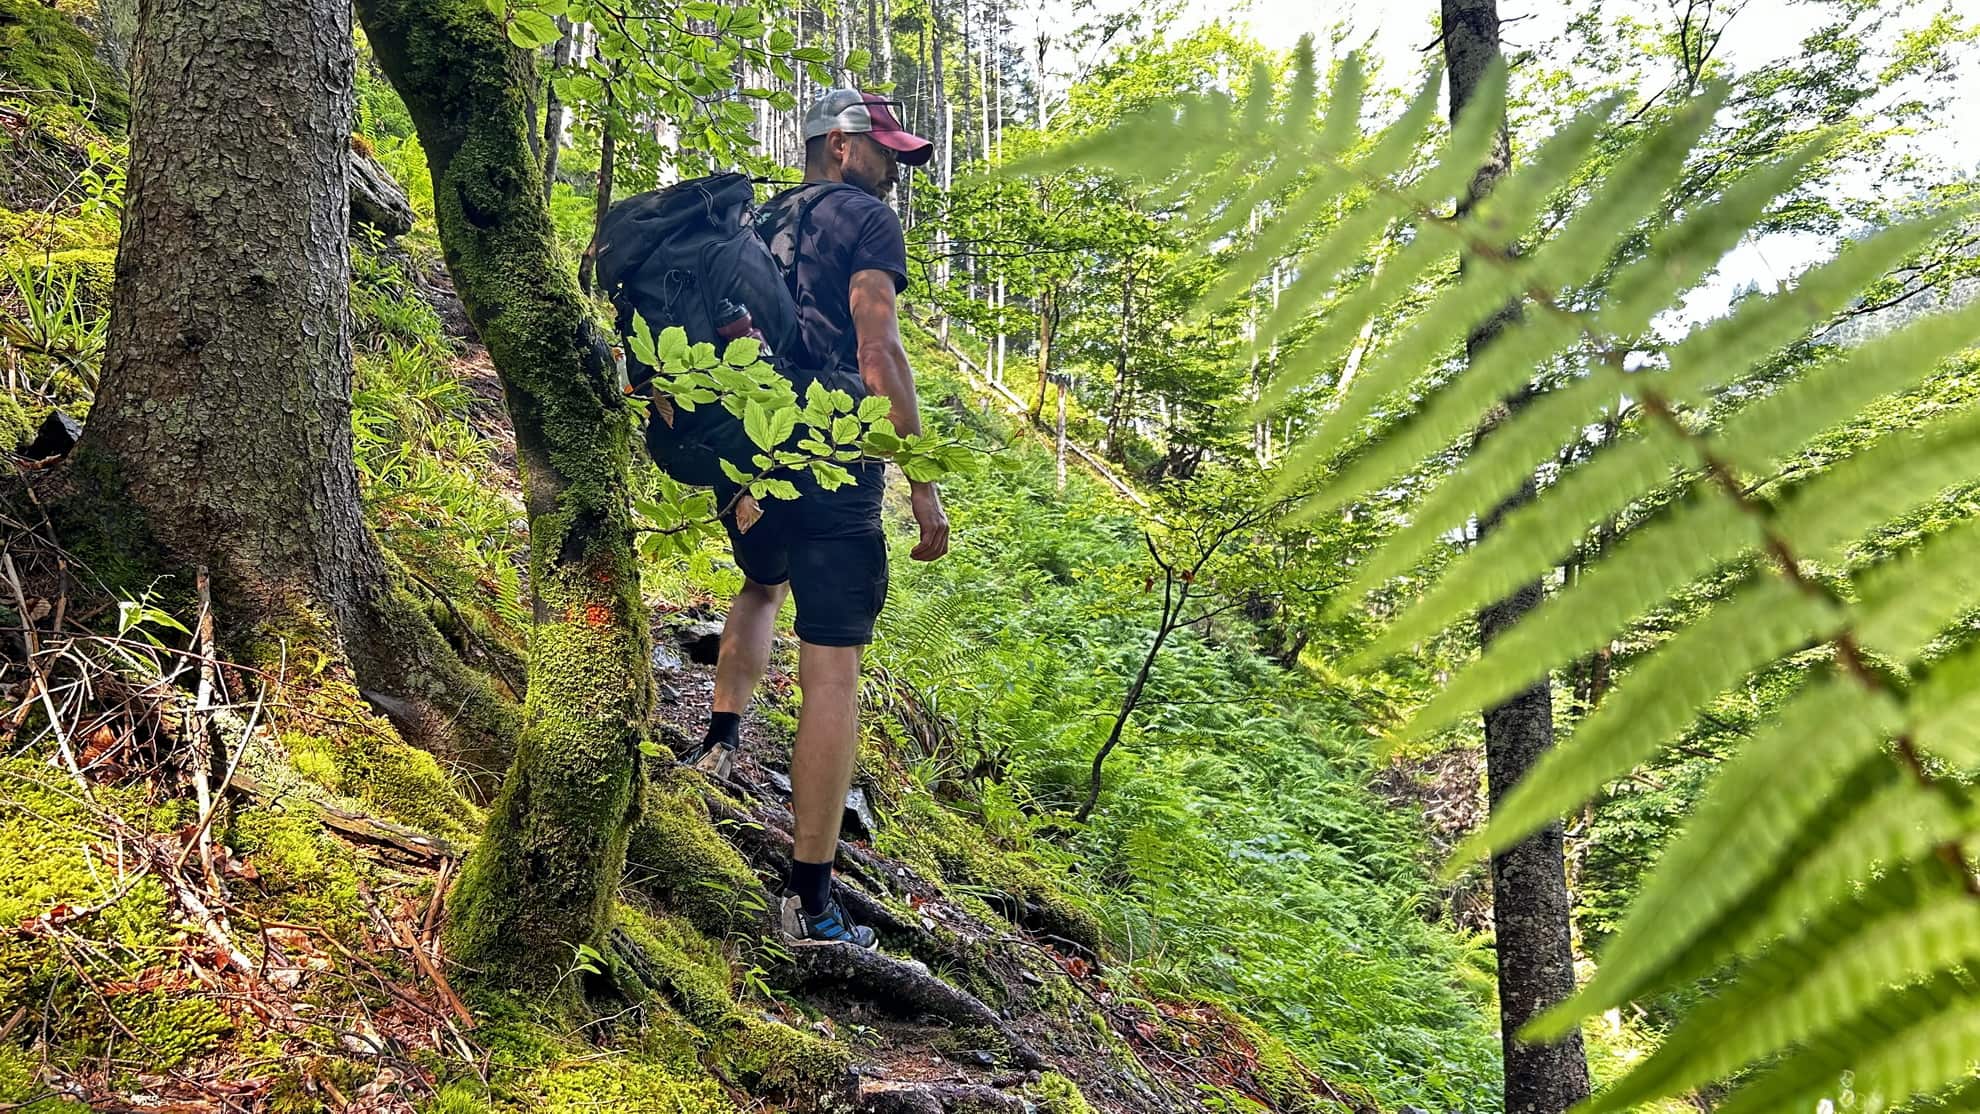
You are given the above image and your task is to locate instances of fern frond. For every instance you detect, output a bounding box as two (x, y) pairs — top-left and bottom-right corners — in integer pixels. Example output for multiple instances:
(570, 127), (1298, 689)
(1255, 94), (1618, 438)
(1244, 75), (1449, 343)
(1370, 490), (1758, 702)
(1743, 774), (1969, 947)
(1772, 407), (1980, 560)
(1712, 970), (1980, 1114)
(1193, 64), (1383, 315)
(1583, 859), (1977, 1114)
(1857, 517), (1980, 660)
(1318, 372), (1632, 608)
(1718, 298), (1980, 474)
(1447, 578), (1839, 860)
(1513, 675), (1896, 1021)
(1910, 638), (1980, 767)
(1292, 133), (1822, 531)
(1345, 429), (1695, 657)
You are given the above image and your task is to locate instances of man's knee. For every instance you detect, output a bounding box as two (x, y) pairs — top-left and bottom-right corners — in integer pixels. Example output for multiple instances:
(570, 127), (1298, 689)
(737, 577), (789, 606)
(796, 641), (862, 693)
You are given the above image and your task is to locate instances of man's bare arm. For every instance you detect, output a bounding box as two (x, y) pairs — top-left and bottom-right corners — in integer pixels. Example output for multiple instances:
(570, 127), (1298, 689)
(849, 268), (948, 561)
(849, 268), (922, 435)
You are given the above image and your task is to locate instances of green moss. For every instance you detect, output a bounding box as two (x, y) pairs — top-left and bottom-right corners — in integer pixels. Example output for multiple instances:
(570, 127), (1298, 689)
(624, 771), (763, 939)
(422, 1081), (494, 1113)
(533, 1057), (735, 1114)
(0, 0), (129, 129)
(0, 760), (230, 1069)
(38, 247), (115, 311)
(0, 208), (115, 252)
(0, 391), (32, 451)
(613, 902), (736, 1030)
(0, 1045), (88, 1113)
(273, 671), (480, 845)
(716, 1017), (853, 1097)
(226, 810), (368, 944)
(1029, 1073), (1098, 1114)
(878, 795), (1102, 956)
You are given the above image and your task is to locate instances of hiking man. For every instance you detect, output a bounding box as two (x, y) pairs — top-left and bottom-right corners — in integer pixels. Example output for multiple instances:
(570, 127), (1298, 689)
(694, 90), (949, 949)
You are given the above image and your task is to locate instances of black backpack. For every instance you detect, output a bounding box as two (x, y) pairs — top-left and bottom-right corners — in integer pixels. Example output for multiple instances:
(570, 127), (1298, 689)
(594, 171), (854, 486)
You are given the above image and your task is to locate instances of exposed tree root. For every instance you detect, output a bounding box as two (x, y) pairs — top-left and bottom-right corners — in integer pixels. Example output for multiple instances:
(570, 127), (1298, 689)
(774, 945), (1044, 1069)
(858, 1080), (1030, 1114)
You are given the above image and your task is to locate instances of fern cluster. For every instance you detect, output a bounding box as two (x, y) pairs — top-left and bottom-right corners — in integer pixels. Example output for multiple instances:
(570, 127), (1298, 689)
(1025, 43), (1980, 1112)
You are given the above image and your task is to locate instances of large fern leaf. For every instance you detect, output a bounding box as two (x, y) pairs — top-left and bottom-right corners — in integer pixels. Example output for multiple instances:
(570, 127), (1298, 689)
(1027, 50), (1980, 1111)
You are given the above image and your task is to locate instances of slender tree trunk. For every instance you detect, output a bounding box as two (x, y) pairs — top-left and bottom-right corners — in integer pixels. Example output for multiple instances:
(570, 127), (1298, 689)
(1054, 373), (1067, 489)
(931, 0), (951, 326)
(1105, 265), (1132, 454)
(357, 0), (651, 989)
(879, 0), (893, 86)
(77, 0), (516, 774)
(578, 74), (617, 294)
(541, 17), (573, 200)
(1443, 3), (1593, 1111)
(1030, 283), (1053, 423)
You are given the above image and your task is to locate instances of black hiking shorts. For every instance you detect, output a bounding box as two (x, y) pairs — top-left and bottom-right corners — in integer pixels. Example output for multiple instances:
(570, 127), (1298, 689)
(714, 460), (889, 647)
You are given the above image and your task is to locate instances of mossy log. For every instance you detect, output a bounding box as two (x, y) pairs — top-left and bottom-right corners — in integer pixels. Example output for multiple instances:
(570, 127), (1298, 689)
(353, 0), (650, 988)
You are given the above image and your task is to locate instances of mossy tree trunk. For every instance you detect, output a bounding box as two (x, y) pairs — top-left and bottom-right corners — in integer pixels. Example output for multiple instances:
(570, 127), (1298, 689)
(354, 0), (652, 987)
(75, 0), (517, 774)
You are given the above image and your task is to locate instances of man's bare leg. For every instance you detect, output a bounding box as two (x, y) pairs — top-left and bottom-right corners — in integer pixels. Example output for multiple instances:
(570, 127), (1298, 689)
(695, 578), (786, 774)
(713, 578), (786, 715)
(790, 641), (861, 862)
(785, 641), (869, 943)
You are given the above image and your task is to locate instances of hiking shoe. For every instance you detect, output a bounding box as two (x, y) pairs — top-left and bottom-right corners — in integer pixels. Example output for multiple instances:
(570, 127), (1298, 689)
(780, 893), (878, 950)
(676, 738), (735, 781)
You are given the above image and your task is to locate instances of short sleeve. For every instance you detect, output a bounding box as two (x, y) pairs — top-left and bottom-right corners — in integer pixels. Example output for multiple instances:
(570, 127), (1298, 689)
(845, 196), (909, 293)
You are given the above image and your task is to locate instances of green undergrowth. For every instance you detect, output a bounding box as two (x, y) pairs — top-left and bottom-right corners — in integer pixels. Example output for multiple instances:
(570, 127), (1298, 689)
(760, 323), (1500, 1108)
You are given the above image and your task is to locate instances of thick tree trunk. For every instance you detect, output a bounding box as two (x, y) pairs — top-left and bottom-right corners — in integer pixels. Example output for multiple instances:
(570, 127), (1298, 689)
(1442, 3), (1593, 1112)
(356, 0), (651, 989)
(77, 0), (516, 775)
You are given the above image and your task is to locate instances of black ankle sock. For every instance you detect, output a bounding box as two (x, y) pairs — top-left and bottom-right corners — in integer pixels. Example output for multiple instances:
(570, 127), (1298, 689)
(789, 858), (833, 916)
(704, 711), (741, 749)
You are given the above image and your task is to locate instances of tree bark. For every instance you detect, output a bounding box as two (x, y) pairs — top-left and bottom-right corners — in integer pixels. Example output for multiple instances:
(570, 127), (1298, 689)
(356, 0), (652, 989)
(77, 0), (517, 774)
(578, 73), (617, 294)
(541, 17), (573, 201)
(1442, 3), (1593, 1112)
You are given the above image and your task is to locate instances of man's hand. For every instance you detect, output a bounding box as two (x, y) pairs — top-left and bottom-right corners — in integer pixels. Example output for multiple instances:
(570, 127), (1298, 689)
(910, 482), (949, 561)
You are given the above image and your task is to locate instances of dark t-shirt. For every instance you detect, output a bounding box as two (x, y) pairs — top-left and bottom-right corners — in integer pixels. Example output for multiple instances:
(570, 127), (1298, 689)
(755, 183), (909, 388)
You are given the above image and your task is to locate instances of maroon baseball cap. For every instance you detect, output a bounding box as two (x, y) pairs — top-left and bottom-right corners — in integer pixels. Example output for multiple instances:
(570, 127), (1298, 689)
(802, 89), (935, 166)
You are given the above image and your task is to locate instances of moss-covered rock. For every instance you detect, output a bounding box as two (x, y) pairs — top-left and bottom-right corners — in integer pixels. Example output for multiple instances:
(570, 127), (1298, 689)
(39, 247), (115, 311)
(0, 0), (129, 129)
(532, 1057), (735, 1114)
(0, 391), (34, 452)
